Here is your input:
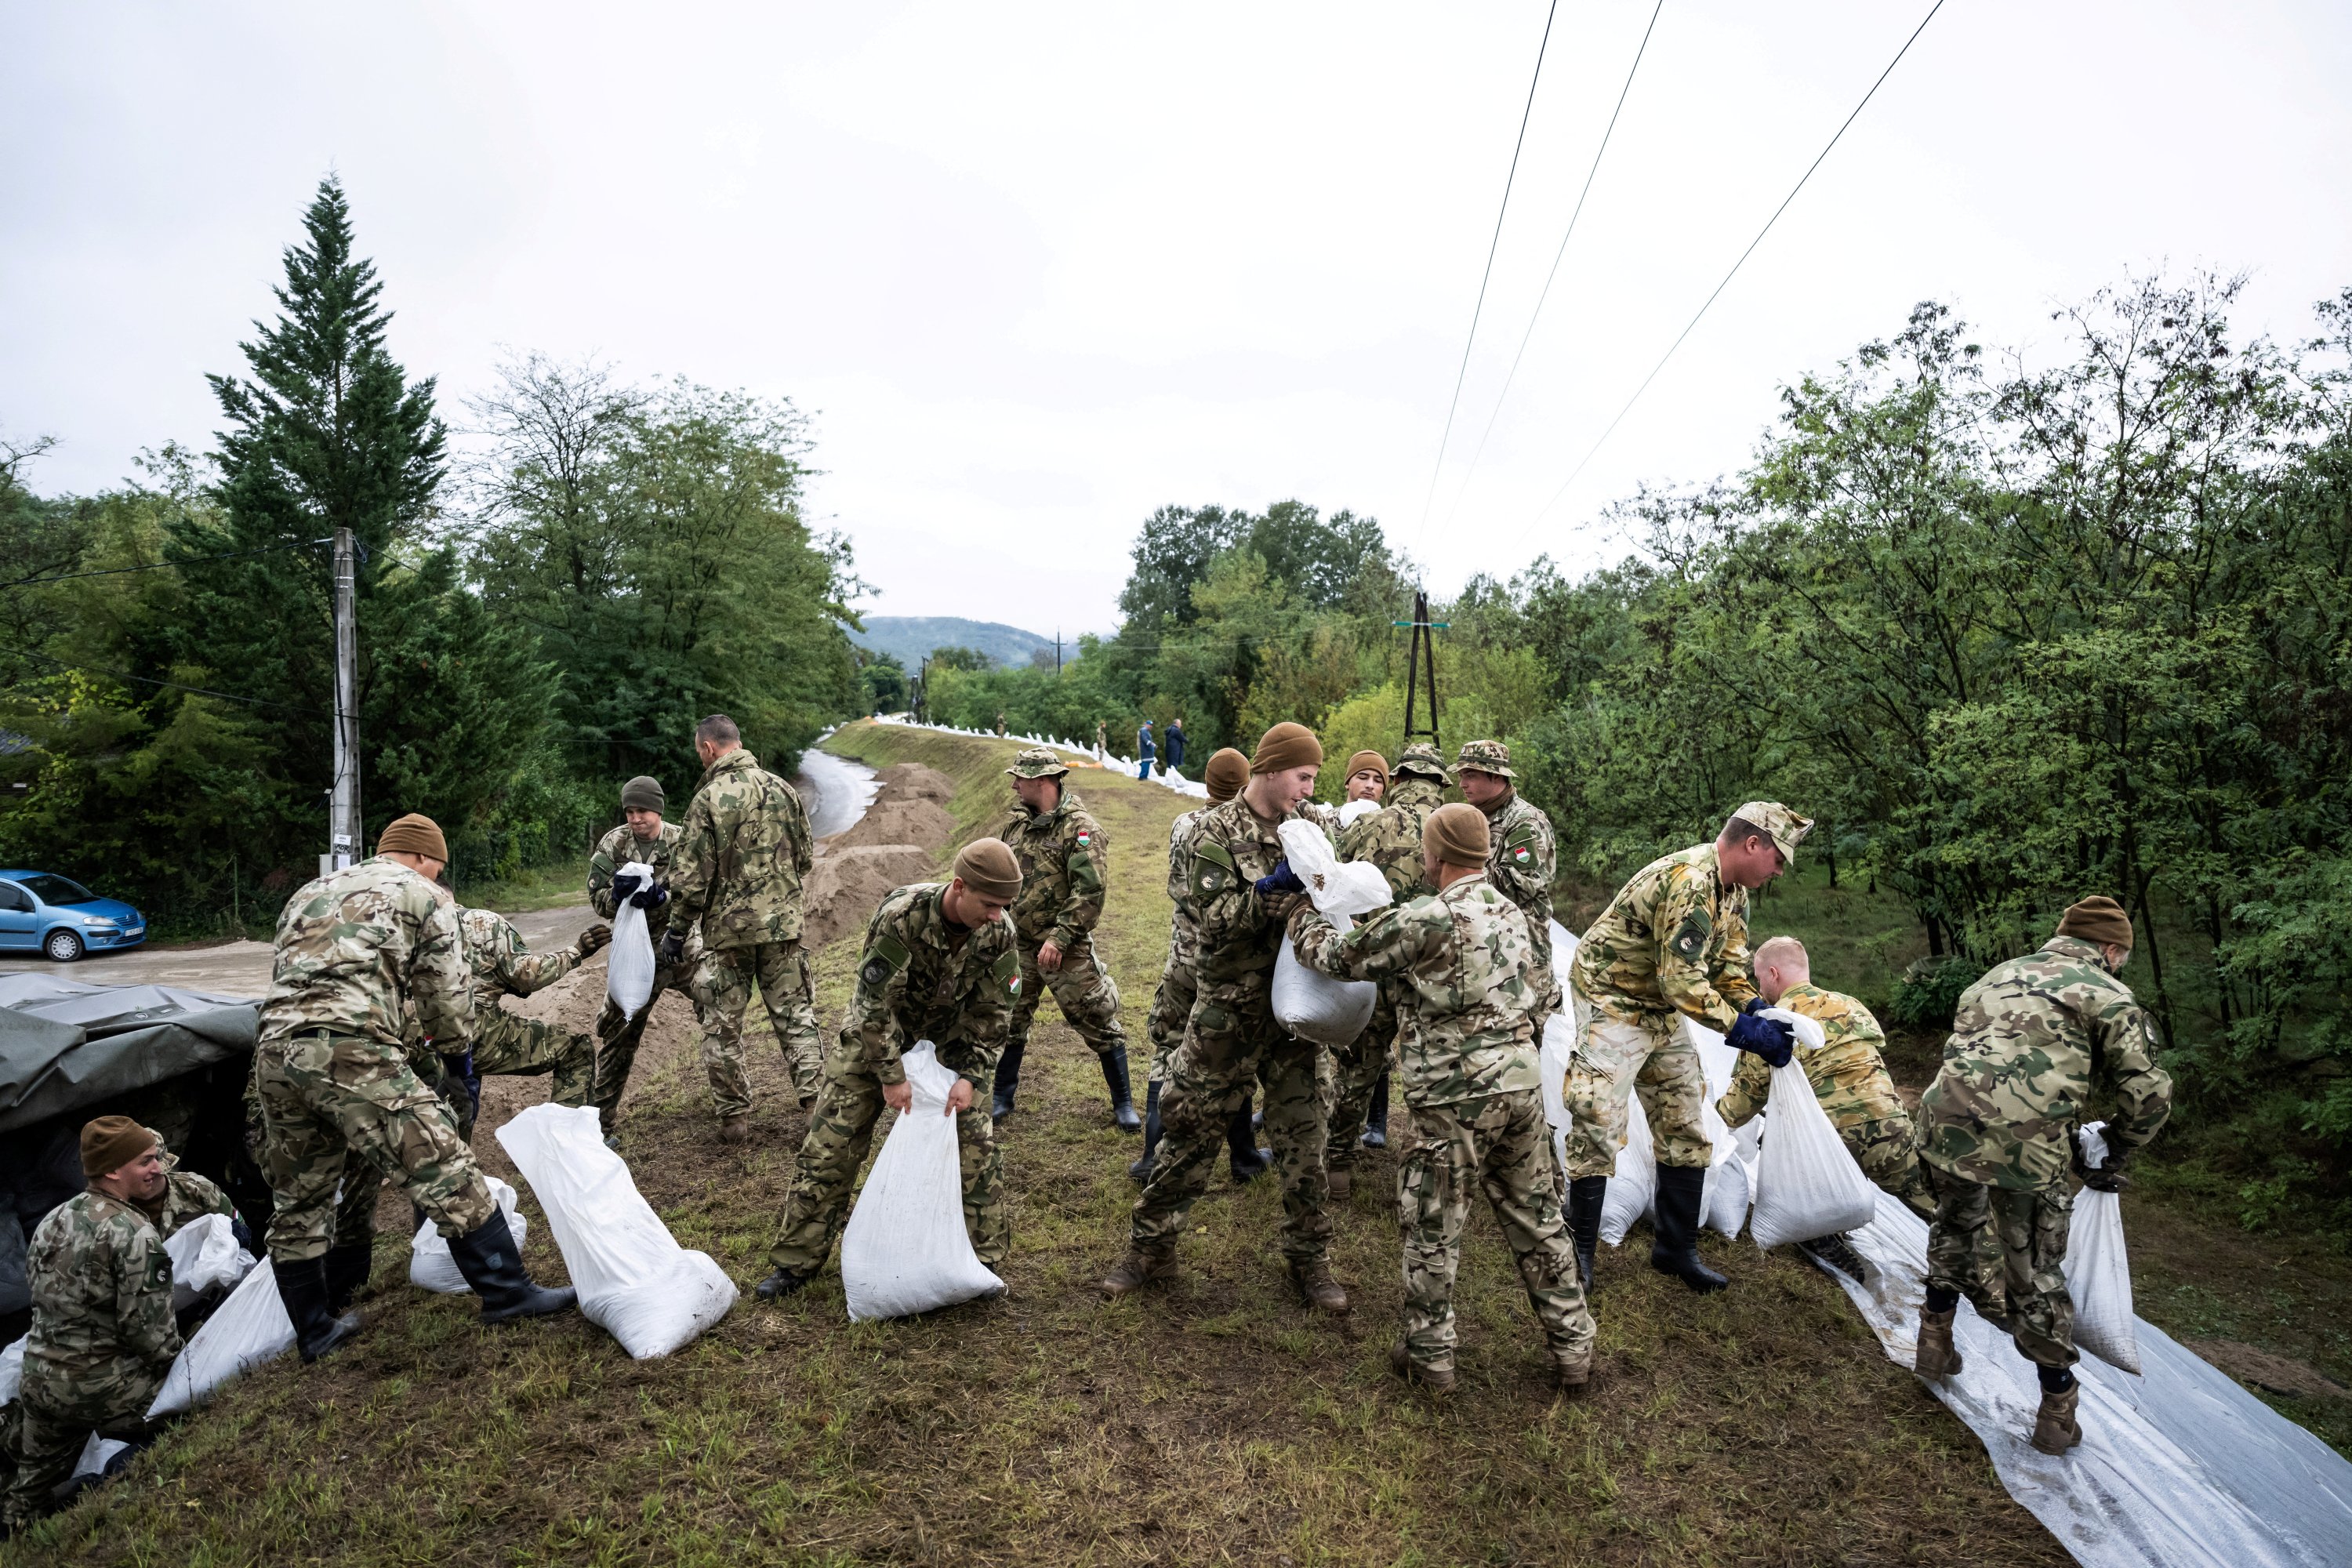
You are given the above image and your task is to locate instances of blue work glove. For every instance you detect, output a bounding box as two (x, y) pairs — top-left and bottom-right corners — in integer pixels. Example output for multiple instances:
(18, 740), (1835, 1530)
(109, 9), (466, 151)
(1253, 861), (1305, 899)
(658, 930), (686, 967)
(1726, 1009), (1795, 1069)
(1741, 996), (1769, 1015)
(628, 880), (670, 910)
(437, 1051), (481, 1123)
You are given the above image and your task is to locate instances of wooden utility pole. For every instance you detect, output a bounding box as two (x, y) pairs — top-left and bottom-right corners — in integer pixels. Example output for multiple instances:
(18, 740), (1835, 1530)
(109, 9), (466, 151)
(1397, 588), (1446, 753)
(327, 527), (361, 874)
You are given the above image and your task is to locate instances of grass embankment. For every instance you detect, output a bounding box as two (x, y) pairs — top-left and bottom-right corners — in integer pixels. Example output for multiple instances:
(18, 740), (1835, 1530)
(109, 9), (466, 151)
(5, 722), (2098, 1563)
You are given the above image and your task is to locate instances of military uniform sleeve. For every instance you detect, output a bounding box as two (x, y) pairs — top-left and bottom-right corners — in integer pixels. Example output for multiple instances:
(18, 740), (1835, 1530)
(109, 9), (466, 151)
(784, 778), (815, 877)
(956, 932), (1020, 1083)
(1651, 866), (1745, 1033)
(846, 911), (916, 1086)
(1717, 1051), (1771, 1127)
(114, 1221), (183, 1370)
(493, 921), (583, 997)
(1489, 809), (1555, 909)
(586, 839), (623, 920)
(1184, 829), (1269, 953)
(1711, 899), (1760, 1013)
(665, 792), (724, 939)
(408, 897), (477, 1049)
(1293, 902), (1441, 985)
(173, 1172), (238, 1223)
(1054, 818), (1109, 947)
(1164, 823), (1192, 906)
(2094, 990), (2173, 1156)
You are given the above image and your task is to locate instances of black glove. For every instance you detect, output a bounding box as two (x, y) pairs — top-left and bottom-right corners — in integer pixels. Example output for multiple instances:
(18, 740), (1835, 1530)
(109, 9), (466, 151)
(1253, 861), (1305, 899)
(1726, 1009), (1795, 1069)
(229, 1216), (259, 1258)
(2073, 1136), (2130, 1192)
(658, 930), (686, 967)
(437, 1051), (481, 1123)
(628, 880), (670, 910)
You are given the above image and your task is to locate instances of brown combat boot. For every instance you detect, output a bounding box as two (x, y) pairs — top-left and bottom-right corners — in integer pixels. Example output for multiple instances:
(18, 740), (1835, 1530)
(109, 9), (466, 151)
(1914, 1307), (1964, 1377)
(1552, 1347), (1595, 1399)
(1287, 1258), (1351, 1314)
(1096, 1248), (1175, 1298)
(1327, 1164), (1353, 1202)
(1389, 1339), (1455, 1393)
(720, 1114), (750, 1144)
(2031, 1381), (2082, 1455)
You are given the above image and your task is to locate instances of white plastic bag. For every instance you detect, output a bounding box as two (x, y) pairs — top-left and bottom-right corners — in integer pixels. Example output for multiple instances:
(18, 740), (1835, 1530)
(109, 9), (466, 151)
(497, 1103), (736, 1359)
(1548, 920), (1580, 1005)
(1697, 1096), (1747, 1238)
(1749, 1057), (1879, 1249)
(2064, 1121), (2142, 1374)
(1276, 819), (1392, 918)
(840, 1043), (1006, 1320)
(1538, 1012), (1576, 1175)
(1598, 1094), (1657, 1246)
(606, 863), (656, 1022)
(1336, 798), (1380, 828)
(147, 1257), (297, 1417)
(1274, 930), (1376, 1046)
(0, 1335), (21, 1404)
(163, 1212), (255, 1312)
(409, 1177), (527, 1294)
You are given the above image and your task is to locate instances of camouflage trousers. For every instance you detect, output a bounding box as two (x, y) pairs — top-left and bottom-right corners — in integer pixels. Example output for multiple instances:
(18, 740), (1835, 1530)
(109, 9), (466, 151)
(702, 940), (826, 1119)
(1009, 933), (1127, 1059)
(1926, 1174), (2076, 1370)
(1131, 978), (1333, 1265)
(1325, 985), (1396, 1171)
(1399, 1089), (1595, 1374)
(1563, 1007), (1711, 1179)
(254, 1031), (496, 1261)
(1142, 927), (1199, 1086)
(768, 1040), (1006, 1275)
(441, 1007), (596, 1142)
(0, 1394), (158, 1530)
(591, 956), (726, 1133)
(1844, 1112), (1936, 1220)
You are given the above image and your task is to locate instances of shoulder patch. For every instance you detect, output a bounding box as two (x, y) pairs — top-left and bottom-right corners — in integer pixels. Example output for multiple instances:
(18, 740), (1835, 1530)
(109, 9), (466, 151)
(992, 949), (1021, 996)
(859, 931), (912, 989)
(1191, 837), (1236, 900)
(1669, 908), (1711, 960)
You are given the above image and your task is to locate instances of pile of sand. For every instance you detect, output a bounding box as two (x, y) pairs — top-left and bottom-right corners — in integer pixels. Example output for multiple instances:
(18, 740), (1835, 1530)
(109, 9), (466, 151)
(800, 759), (961, 947)
(871, 761), (956, 804)
(829, 795), (954, 851)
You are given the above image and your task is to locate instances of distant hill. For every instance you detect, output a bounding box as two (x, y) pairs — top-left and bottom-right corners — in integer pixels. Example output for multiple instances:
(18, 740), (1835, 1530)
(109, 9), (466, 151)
(848, 616), (1058, 670)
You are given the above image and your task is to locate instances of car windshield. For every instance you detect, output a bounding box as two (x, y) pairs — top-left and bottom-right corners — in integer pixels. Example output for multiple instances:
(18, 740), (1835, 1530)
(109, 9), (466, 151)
(18, 874), (99, 906)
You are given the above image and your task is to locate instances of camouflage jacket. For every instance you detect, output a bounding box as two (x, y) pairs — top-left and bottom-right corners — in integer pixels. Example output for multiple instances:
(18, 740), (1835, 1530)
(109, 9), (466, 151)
(588, 821), (680, 919)
(258, 855), (474, 1053)
(20, 1190), (181, 1421)
(400, 906), (593, 1056)
(1180, 797), (1333, 986)
(844, 883), (1021, 1088)
(1338, 777), (1448, 902)
(1718, 983), (1907, 1132)
(1480, 790), (1557, 970)
(1917, 935), (2173, 1191)
(1570, 843), (1757, 1032)
(134, 1169), (237, 1241)
(666, 748), (814, 949)
(996, 789), (1109, 949)
(1163, 807), (1211, 946)
(1292, 873), (1541, 1109)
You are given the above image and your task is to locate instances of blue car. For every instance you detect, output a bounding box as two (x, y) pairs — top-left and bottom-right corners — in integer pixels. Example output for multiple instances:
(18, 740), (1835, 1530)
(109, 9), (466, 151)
(0, 871), (147, 962)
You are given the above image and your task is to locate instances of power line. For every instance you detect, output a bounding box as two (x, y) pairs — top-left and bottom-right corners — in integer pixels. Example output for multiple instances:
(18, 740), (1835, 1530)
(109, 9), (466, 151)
(1412, 0), (1562, 547)
(1512, 0), (1947, 552)
(3, 647), (330, 715)
(0, 539), (324, 593)
(1442, 0), (1666, 531)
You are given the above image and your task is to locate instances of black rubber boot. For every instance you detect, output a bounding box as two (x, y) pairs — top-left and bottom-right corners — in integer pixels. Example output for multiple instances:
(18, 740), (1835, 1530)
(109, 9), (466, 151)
(1227, 1105), (1272, 1182)
(1128, 1080), (1163, 1182)
(993, 1035), (1025, 1120)
(1798, 1231), (1870, 1284)
(755, 1267), (814, 1301)
(321, 1241), (373, 1317)
(446, 1210), (578, 1324)
(1649, 1164), (1729, 1294)
(1360, 1073), (1390, 1149)
(272, 1256), (361, 1363)
(1102, 1046), (1142, 1132)
(1566, 1176), (1607, 1294)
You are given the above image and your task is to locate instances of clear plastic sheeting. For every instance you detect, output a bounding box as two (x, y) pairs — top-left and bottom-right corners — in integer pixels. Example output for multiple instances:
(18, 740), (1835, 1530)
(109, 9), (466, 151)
(1827, 1192), (2352, 1568)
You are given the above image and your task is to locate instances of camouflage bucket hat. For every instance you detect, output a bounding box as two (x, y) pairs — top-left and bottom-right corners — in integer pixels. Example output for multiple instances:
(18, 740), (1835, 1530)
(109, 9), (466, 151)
(1454, 739), (1514, 779)
(1005, 746), (1070, 781)
(1731, 800), (1813, 866)
(1393, 742), (1453, 783)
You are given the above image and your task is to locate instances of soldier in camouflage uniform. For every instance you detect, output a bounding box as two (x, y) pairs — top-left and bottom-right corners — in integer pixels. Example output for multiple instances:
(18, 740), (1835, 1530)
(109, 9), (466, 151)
(586, 775), (728, 1139)
(660, 716), (823, 1140)
(1292, 804), (1596, 1393)
(1132, 749), (1267, 1186)
(134, 1133), (241, 1242)
(255, 813), (575, 1362)
(1565, 802), (1812, 1294)
(1, 1119), (180, 1529)
(1454, 741), (1561, 1025)
(1098, 722), (1349, 1315)
(1912, 895), (2172, 1456)
(753, 840), (1025, 1298)
(988, 749), (1137, 1130)
(1325, 742), (1452, 1197)
(409, 904), (612, 1141)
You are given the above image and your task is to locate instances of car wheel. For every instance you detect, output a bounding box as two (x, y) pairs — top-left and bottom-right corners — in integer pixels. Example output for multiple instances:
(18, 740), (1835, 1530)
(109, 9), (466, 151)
(43, 928), (84, 963)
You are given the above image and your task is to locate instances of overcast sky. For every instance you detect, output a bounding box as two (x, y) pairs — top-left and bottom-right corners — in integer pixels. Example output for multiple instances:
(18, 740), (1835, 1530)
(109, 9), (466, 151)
(5, 2), (2348, 634)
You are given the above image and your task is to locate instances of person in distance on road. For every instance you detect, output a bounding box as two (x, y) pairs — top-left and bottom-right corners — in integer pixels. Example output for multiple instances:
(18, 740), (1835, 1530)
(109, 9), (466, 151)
(754, 840), (1025, 1300)
(1911, 895), (2172, 1457)
(989, 748), (1138, 1131)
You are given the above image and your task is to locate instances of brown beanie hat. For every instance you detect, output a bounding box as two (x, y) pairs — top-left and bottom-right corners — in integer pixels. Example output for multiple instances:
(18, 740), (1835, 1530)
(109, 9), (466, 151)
(1250, 721), (1323, 775)
(952, 837), (1023, 902)
(378, 812), (450, 862)
(620, 775), (665, 812)
(1422, 801), (1491, 869)
(1345, 750), (1390, 786)
(1203, 748), (1250, 804)
(2056, 895), (2133, 949)
(82, 1115), (157, 1179)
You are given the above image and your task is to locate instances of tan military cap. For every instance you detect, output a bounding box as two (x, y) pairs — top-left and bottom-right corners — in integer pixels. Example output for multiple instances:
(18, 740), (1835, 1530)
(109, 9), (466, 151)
(1730, 801), (1813, 865)
(1004, 747), (1070, 781)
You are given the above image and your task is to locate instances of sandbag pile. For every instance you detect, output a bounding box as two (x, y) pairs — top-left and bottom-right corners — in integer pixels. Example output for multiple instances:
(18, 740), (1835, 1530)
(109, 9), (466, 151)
(840, 1043), (1006, 1321)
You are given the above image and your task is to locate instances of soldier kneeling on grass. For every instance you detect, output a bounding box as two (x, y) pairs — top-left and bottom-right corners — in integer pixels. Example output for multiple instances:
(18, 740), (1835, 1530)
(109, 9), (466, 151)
(1911, 895), (2172, 1456)
(1288, 804), (1596, 1396)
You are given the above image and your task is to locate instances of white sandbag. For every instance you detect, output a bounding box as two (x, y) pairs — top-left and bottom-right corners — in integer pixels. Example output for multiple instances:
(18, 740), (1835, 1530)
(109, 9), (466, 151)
(72, 1432), (129, 1480)
(410, 1177), (527, 1294)
(1336, 798), (1379, 828)
(1749, 1056), (1880, 1249)
(164, 1212), (255, 1312)
(1274, 932), (1375, 1047)
(2064, 1122), (2142, 1374)
(147, 1257), (297, 1417)
(1598, 1094), (1656, 1246)
(1762, 1005), (1828, 1051)
(0, 1335), (20, 1405)
(841, 1043), (1007, 1321)
(1276, 819), (1392, 918)
(1548, 920), (1580, 1004)
(1697, 1096), (1746, 1238)
(497, 1103), (736, 1359)
(605, 862), (656, 1021)
(1538, 1012), (1576, 1174)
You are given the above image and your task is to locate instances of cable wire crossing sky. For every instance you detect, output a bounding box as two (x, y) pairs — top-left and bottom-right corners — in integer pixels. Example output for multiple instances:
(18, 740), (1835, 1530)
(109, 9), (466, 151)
(4, 1), (2348, 629)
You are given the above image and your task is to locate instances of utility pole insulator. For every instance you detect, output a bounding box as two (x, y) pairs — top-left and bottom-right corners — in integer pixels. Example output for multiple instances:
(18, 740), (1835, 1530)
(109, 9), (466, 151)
(327, 527), (362, 876)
